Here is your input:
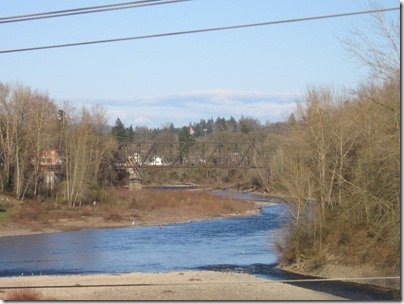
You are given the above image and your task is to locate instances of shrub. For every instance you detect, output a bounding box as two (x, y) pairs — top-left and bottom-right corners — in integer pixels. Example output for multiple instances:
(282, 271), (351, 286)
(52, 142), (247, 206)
(81, 206), (93, 216)
(338, 231), (351, 246)
(222, 200), (236, 212)
(103, 210), (123, 221)
(0, 209), (10, 223)
(6, 289), (54, 301)
(129, 191), (147, 210)
(97, 187), (114, 204)
(11, 203), (42, 222)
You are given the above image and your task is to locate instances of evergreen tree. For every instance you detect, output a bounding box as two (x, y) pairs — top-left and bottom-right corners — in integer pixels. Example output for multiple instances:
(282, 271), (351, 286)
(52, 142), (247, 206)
(228, 116), (238, 132)
(178, 126), (195, 164)
(111, 118), (128, 146)
(127, 125), (135, 142)
(178, 126), (195, 143)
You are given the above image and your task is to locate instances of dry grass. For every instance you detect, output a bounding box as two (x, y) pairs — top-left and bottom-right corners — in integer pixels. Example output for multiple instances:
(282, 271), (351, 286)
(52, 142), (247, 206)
(6, 289), (55, 301)
(323, 221), (400, 270)
(277, 213), (400, 273)
(81, 206), (93, 216)
(2, 188), (256, 228)
(125, 189), (253, 216)
(99, 187), (254, 218)
(102, 210), (123, 221)
(10, 203), (43, 224)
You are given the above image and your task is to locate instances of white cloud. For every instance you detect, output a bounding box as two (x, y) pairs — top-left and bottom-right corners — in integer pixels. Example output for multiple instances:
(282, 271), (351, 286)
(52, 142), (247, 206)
(61, 89), (301, 128)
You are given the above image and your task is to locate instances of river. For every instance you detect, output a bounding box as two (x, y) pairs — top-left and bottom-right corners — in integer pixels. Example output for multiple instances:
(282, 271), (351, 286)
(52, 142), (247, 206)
(0, 190), (398, 300)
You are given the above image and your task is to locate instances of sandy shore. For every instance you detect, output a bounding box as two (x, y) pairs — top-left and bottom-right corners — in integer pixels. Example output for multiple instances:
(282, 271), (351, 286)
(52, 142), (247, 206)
(0, 270), (347, 301)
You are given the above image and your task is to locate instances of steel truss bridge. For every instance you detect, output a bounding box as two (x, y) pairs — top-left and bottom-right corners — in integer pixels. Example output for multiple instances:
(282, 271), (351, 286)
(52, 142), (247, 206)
(118, 141), (269, 170)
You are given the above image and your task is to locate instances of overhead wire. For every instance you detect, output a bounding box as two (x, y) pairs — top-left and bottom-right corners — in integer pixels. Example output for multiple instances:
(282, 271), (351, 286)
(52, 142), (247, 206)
(0, 276), (400, 289)
(0, 0), (162, 20)
(0, 0), (190, 24)
(0, 7), (398, 54)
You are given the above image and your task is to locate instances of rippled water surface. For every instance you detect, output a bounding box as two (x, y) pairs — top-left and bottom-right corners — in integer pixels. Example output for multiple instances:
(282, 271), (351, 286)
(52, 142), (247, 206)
(0, 194), (286, 276)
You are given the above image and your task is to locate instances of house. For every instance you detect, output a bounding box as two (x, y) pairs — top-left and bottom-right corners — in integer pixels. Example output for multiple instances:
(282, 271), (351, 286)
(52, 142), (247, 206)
(39, 149), (63, 167)
(31, 149), (63, 168)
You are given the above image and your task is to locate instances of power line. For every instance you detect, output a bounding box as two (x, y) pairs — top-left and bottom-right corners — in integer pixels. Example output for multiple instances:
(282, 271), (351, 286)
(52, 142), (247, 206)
(0, 7), (398, 54)
(0, 276), (400, 289)
(0, 0), (190, 24)
(0, 0), (162, 20)
(0, 0), (160, 21)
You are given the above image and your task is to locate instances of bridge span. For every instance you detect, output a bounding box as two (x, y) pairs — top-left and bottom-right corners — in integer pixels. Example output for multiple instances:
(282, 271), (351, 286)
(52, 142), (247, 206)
(117, 141), (270, 189)
(118, 141), (268, 169)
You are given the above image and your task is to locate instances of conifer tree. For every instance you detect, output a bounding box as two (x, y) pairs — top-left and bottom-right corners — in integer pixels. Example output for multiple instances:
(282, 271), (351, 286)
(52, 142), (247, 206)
(111, 118), (128, 146)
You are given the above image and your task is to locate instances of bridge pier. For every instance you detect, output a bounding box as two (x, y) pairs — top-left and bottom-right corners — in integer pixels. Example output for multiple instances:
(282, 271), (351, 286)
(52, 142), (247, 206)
(127, 167), (142, 190)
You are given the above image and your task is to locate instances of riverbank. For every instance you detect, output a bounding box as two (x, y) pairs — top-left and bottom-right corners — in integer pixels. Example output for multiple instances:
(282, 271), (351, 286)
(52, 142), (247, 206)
(0, 270), (347, 301)
(0, 207), (259, 237)
(0, 188), (259, 237)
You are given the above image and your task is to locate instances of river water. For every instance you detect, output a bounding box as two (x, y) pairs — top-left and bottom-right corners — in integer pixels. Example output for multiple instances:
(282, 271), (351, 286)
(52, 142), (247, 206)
(0, 190), (398, 300)
(0, 194), (286, 276)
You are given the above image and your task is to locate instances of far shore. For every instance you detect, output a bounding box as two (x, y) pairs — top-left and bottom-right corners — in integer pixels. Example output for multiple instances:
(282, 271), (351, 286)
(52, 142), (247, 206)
(0, 185), (272, 238)
(0, 185), (265, 238)
(0, 206), (261, 238)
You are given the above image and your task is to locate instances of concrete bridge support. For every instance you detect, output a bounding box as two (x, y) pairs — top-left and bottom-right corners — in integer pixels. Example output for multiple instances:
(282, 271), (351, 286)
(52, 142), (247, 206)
(44, 170), (60, 192)
(127, 167), (142, 190)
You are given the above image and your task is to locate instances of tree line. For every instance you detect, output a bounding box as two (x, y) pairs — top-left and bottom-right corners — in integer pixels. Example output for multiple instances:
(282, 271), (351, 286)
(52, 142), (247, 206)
(0, 81), (284, 205)
(0, 86), (118, 207)
(110, 114), (282, 146)
(270, 9), (400, 271)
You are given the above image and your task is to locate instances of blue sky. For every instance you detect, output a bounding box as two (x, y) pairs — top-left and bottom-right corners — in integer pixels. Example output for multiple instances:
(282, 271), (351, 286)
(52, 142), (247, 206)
(0, 0), (399, 128)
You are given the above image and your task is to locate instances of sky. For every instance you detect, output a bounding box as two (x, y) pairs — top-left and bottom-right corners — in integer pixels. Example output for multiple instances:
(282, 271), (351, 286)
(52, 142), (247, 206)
(0, 0), (399, 128)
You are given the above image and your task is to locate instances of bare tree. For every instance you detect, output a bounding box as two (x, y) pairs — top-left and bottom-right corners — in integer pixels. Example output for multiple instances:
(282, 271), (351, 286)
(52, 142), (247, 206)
(340, 2), (399, 81)
(25, 92), (58, 197)
(270, 139), (312, 261)
(0, 82), (36, 198)
(0, 82), (13, 192)
(60, 104), (117, 207)
(0, 82), (60, 198)
(273, 5), (400, 268)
